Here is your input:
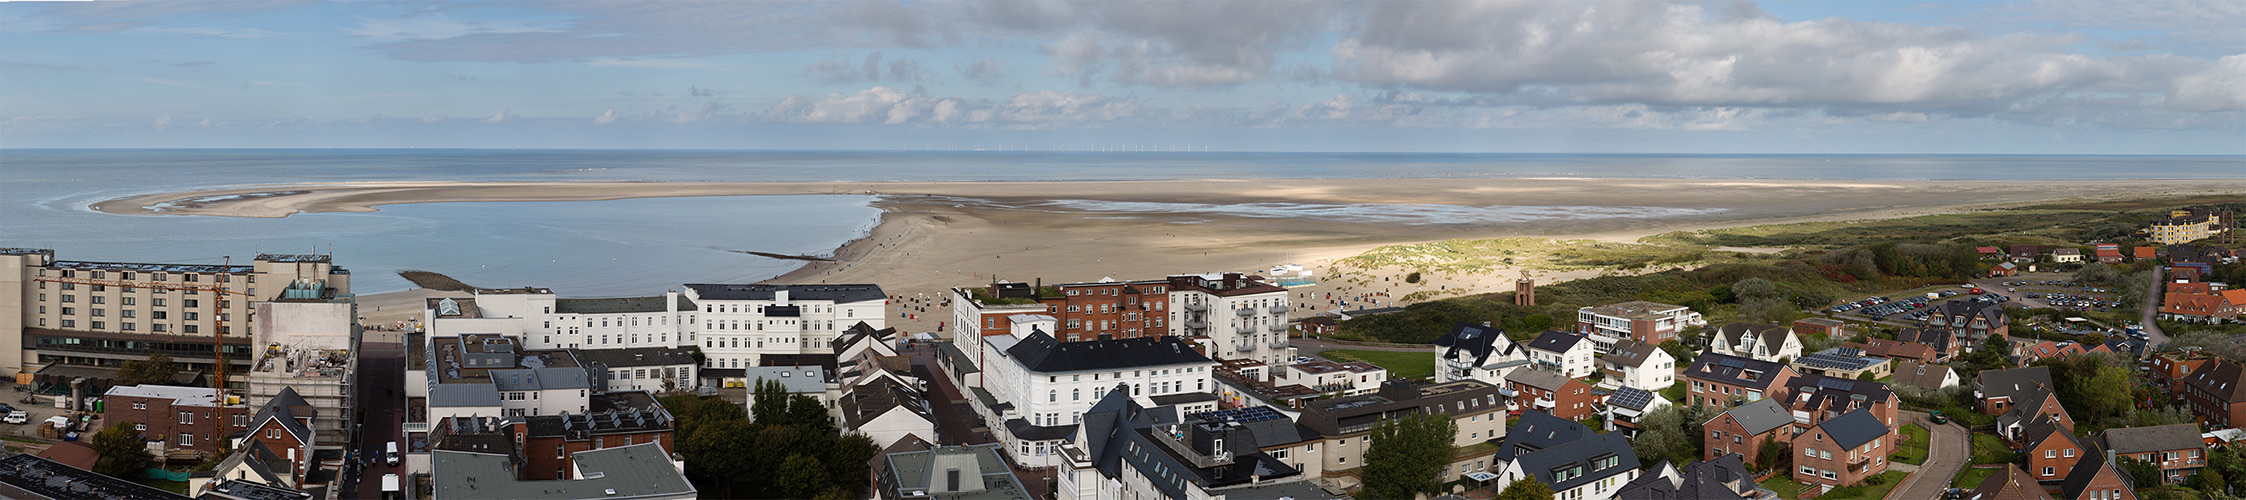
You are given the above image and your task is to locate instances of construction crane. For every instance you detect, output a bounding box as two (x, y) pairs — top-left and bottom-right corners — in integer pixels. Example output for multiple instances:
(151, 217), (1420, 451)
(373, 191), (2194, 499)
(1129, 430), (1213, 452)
(33, 256), (253, 457)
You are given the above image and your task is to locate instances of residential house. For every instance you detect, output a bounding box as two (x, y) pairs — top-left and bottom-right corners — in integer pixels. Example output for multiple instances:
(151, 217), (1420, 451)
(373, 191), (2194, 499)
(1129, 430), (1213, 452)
(2054, 248), (2084, 263)
(2149, 351), (2216, 400)
(1597, 339), (1677, 391)
(1684, 353), (1797, 409)
(1848, 338), (1939, 363)
(2019, 416), (2089, 482)
(1298, 316), (1338, 335)
(1507, 368), (1603, 421)
(1434, 321), (1530, 384)
(1968, 464), (2055, 500)
(2015, 340), (2090, 366)
(101, 384), (253, 459)
(2012, 245), (2044, 263)
(1613, 453), (1773, 500)
(1704, 323), (1802, 363)
(1578, 301), (1704, 351)
(231, 387), (316, 489)
(1789, 348), (1892, 380)
(1778, 374), (1900, 431)
(841, 378), (939, 449)
(1279, 359), (1387, 396)
(1792, 318), (1847, 339)
(1901, 327), (1961, 361)
(2100, 424), (2207, 484)
(2160, 293), (2238, 323)
(1790, 408), (1891, 491)
(1702, 398), (1794, 465)
(879, 443), (1032, 500)
(1891, 361), (1959, 390)
(2135, 247), (2156, 261)
(1977, 367), (2076, 441)
(1525, 330), (1599, 378)
(1054, 387), (1320, 500)
(2180, 359), (2246, 428)
(2056, 452), (2139, 500)
(1926, 301), (2009, 353)
(1295, 380), (1511, 488)
(1993, 262), (2023, 277)
(1489, 412), (1642, 500)
(2096, 243), (2125, 264)
(1604, 386), (1671, 437)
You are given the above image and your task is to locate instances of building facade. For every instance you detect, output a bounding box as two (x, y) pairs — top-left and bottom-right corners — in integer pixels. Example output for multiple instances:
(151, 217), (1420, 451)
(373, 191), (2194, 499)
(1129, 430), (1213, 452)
(1577, 301), (1703, 351)
(685, 283), (886, 372)
(102, 384), (252, 458)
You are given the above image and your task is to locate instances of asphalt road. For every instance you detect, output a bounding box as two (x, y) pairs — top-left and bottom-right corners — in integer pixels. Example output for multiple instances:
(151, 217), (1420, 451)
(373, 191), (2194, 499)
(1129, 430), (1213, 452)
(2140, 265), (2170, 353)
(345, 327), (408, 500)
(1890, 411), (1970, 500)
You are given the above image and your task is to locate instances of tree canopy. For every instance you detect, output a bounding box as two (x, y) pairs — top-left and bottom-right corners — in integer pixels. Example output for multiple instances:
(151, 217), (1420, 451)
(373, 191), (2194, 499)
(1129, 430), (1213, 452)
(1361, 411), (1459, 500)
(91, 426), (157, 481)
(665, 386), (879, 499)
(1495, 476), (1557, 500)
(1631, 403), (1721, 468)
(115, 354), (178, 387)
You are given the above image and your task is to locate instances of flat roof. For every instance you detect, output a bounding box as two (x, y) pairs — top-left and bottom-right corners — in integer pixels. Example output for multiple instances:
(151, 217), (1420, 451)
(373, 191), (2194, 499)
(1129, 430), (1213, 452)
(432, 443), (694, 499)
(103, 385), (227, 407)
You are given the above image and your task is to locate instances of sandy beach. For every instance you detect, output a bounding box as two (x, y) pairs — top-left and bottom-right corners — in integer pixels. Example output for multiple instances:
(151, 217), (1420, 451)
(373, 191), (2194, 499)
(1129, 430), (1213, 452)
(98, 178), (2246, 333)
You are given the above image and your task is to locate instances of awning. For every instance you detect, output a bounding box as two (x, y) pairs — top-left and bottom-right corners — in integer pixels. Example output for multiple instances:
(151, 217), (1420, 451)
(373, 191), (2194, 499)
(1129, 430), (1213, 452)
(1465, 471), (1499, 482)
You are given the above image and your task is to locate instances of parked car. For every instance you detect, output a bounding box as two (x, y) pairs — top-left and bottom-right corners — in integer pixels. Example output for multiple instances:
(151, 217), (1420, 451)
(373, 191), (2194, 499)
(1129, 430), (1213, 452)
(2, 411), (25, 424)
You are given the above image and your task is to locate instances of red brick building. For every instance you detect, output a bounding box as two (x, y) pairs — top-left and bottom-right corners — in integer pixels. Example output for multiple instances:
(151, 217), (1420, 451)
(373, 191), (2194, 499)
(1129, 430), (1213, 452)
(2056, 453), (2138, 500)
(1683, 353), (1796, 409)
(2019, 418), (2087, 483)
(2099, 424), (2207, 484)
(1792, 318), (1846, 339)
(101, 384), (252, 458)
(952, 280), (1173, 343)
(1703, 398), (1793, 465)
(516, 391), (678, 480)
(1503, 368), (1602, 421)
(2181, 359), (2246, 428)
(1847, 339), (1938, 363)
(1791, 408), (1891, 491)
(238, 387), (316, 486)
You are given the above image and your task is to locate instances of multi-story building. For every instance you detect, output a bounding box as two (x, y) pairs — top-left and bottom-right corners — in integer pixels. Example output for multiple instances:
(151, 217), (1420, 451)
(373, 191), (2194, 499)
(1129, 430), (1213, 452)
(1488, 411), (1641, 500)
(2180, 359), (2246, 428)
(1505, 368), (1601, 421)
(970, 324), (1216, 467)
(1779, 374), (1900, 432)
(520, 391), (677, 481)
(2148, 208), (2228, 245)
(576, 347), (699, 394)
(684, 283), (886, 370)
(423, 333), (595, 422)
(741, 365), (841, 422)
(222, 387), (318, 489)
(1977, 367), (2078, 443)
(1276, 359), (1387, 396)
(1604, 386), (1670, 436)
(2020, 417), (2088, 483)
(1, 249), (349, 388)
(1901, 326), (1961, 361)
(879, 443), (1033, 500)
(102, 384), (253, 458)
(841, 377), (937, 449)
(246, 286), (356, 448)
(1434, 322), (1529, 384)
(1926, 301), (2009, 353)
(1703, 398), (1793, 465)
(1524, 330), (1597, 378)
(1789, 348), (1892, 380)
(1684, 354), (1796, 409)
(1297, 380), (1511, 488)
(430, 287), (698, 351)
(1705, 323), (1802, 363)
(1790, 408), (1890, 492)
(433, 442), (695, 500)
(951, 279), (1172, 343)
(1057, 389), (1323, 500)
(1577, 301), (1702, 351)
(1167, 273), (1292, 367)
(1596, 339), (1676, 391)
(2100, 424), (2207, 484)
(2057, 452), (2139, 500)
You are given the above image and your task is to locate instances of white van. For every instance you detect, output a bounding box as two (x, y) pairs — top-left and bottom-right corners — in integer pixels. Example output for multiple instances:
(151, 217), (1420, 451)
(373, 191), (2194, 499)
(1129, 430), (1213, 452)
(381, 473), (401, 499)
(384, 441), (400, 466)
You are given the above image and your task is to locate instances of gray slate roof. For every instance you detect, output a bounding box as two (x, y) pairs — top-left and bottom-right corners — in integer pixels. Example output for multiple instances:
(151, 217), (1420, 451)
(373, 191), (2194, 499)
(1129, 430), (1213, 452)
(1891, 361), (1953, 389)
(428, 383), (501, 407)
(1977, 366), (2056, 407)
(1004, 330), (1212, 373)
(1511, 432), (1640, 493)
(2100, 424), (2206, 454)
(1526, 330), (1587, 354)
(1718, 398), (1794, 436)
(1815, 408), (1889, 450)
(1614, 453), (1760, 500)
(1497, 411), (1588, 461)
(553, 295), (694, 314)
(684, 283), (886, 303)
(1504, 366), (1575, 392)
(1436, 322), (1519, 367)
(432, 443), (695, 500)
(1686, 353), (1789, 391)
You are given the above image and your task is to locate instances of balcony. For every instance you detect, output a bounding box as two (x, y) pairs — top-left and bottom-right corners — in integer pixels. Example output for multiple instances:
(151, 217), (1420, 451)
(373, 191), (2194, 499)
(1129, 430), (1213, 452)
(1184, 302), (1208, 312)
(1237, 325), (1258, 335)
(1268, 323), (1288, 333)
(1236, 308), (1255, 317)
(1268, 305), (1288, 314)
(1237, 340), (1259, 352)
(1185, 320), (1207, 329)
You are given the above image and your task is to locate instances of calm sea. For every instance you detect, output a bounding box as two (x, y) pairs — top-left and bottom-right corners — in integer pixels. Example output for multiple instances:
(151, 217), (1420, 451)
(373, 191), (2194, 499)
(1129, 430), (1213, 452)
(2, 150), (2240, 295)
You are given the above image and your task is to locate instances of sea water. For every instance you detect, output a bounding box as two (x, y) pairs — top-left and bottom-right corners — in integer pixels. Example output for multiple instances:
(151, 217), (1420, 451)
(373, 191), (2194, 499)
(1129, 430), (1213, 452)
(2, 150), (2240, 295)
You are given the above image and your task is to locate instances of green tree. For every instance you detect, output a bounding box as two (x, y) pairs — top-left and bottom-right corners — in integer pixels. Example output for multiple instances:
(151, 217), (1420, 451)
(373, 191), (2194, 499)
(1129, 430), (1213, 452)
(823, 433), (881, 498)
(2118, 456), (2162, 487)
(2074, 263), (2120, 286)
(1755, 436), (1788, 472)
(1521, 314), (1554, 332)
(1362, 411), (1458, 500)
(90, 426), (157, 481)
(1734, 278), (1783, 322)
(1630, 404), (1721, 467)
(750, 378), (790, 425)
(785, 393), (835, 434)
(2032, 354), (2133, 427)
(1405, 272), (1422, 283)
(679, 419), (761, 498)
(115, 354), (179, 387)
(1495, 476), (1556, 500)
(773, 454), (830, 499)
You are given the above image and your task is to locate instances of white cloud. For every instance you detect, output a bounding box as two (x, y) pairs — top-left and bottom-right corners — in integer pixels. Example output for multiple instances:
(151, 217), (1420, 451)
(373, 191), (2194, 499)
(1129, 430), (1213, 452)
(594, 109), (619, 124)
(765, 86), (1138, 127)
(484, 109), (509, 123)
(345, 14), (563, 41)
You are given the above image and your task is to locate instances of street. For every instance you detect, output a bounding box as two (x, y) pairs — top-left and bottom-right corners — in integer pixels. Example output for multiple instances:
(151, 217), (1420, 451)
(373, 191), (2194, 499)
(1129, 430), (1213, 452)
(1889, 411), (1970, 500)
(344, 326), (408, 500)
(2140, 265), (2170, 353)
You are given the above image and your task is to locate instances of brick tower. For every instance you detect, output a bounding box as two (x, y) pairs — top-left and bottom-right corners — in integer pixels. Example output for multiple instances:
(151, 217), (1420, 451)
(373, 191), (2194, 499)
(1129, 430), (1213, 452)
(1514, 270), (1536, 306)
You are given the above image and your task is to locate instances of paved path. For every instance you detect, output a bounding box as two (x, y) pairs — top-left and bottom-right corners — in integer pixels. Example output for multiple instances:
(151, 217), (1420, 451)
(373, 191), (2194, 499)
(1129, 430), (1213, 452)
(345, 326), (407, 500)
(2140, 265), (2169, 355)
(1890, 411), (1970, 500)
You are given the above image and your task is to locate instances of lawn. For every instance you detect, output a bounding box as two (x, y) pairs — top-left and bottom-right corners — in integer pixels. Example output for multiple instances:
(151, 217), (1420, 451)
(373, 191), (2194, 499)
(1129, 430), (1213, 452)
(1893, 424), (1930, 465)
(1953, 466), (1998, 489)
(141, 479), (188, 495)
(1321, 349), (1437, 380)
(1761, 470), (1909, 500)
(1970, 433), (2018, 464)
(1660, 381), (1687, 404)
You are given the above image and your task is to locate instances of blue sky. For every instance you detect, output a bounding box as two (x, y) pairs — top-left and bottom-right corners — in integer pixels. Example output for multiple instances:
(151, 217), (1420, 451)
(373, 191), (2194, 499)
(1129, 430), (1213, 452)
(2, 0), (2240, 153)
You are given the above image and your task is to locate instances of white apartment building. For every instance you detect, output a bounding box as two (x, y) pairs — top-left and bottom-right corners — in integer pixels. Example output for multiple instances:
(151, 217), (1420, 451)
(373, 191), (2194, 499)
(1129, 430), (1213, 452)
(1576, 301), (1703, 352)
(685, 283), (886, 376)
(423, 334), (593, 422)
(1167, 273), (1293, 367)
(969, 317), (1217, 468)
(1524, 331), (1598, 379)
(455, 287), (698, 350)
(1, 249), (349, 388)
(1279, 359), (1388, 396)
(1597, 339), (1677, 392)
(1435, 322), (1531, 384)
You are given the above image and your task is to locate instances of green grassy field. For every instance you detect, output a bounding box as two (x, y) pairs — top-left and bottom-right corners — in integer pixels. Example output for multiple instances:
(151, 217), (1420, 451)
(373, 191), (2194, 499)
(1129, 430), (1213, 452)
(1764, 470), (1909, 500)
(1971, 433), (2017, 464)
(1953, 466), (1998, 489)
(1894, 424), (1930, 465)
(1320, 349), (1437, 380)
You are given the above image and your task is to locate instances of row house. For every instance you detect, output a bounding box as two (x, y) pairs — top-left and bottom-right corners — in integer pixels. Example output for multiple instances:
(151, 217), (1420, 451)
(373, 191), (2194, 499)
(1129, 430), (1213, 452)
(1525, 330), (1598, 378)
(202, 387), (319, 492)
(1684, 353), (1796, 409)
(2160, 292), (2240, 324)
(1703, 398), (1793, 466)
(1595, 339), (1676, 392)
(1791, 408), (1891, 492)
(1577, 301), (1703, 352)
(1434, 322), (1529, 384)
(1704, 323), (1800, 363)
(1490, 411), (1641, 500)
(2180, 358), (2246, 428)
(686, 283), (887, 373)
(1505, 368), (1601, 421)
(2099, 424), (2207, 484)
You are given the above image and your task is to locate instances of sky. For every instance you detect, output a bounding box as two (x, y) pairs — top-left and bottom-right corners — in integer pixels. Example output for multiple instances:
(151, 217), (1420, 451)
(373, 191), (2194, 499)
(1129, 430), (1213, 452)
(1, 0), (2241, 153)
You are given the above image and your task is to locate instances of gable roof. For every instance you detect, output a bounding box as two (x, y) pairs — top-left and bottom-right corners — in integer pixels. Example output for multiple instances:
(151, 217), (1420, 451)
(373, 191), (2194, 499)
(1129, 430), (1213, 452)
(2057, 448), (2120, 500)
(1969, 464), (2055, 500)
(1436, 322), (1517, 368)
(1782, 374), (1895, 417)
(1498, 411), (1590, 461)
(1891, 361), (1954, 390)
(1901, 327), (1955, 353)
(2182, 359), (2246, 403)
(1977, 367), (2056, 405)
(842, 378), (934, 429)
(212, 447), (291, 487)
(2020, 416), (2081, 453)
(1685, 353), (1789, 391)
(1715, 398), (1794, 436)
(1713, 323), (1794, 358)
(2100, 424), (2205, 454)
(1512, 432), (1640, 493)
(1856, 338), (1938, 360)
(247, 389), (314, 447)
(1814, 408), (1890, 450)
(1614, 453), (1760, 500)
(1603, 339), (1667, 368)
(1931, 301), (2008, 329)
(1003, 330), (1213, 373)
(1505, 366), (1576, 392)
(1525, 330), (1588, 354)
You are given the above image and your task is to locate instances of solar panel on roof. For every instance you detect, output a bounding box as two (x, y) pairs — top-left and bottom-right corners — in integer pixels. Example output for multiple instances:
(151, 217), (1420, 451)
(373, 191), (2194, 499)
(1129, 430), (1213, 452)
(1816, 378), (1855, 391)
(1717, 358), (1748, 368)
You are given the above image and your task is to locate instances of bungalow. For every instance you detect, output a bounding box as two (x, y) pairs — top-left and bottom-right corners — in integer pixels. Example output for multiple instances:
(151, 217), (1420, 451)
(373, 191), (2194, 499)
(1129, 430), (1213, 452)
(1506, 368), (1603, 421)
(1791, 408), (1891, 491)
(1705, 323), (1802, 363)
(1524, 330), (1599, 379)
(1604, 386), (1671, 437)
(1684, 353), (1796, 409)
(1992, 261), (2022, 277)
(2135, 246), (2157, 261)
(1890, 361), (1959, 390)
(1703, 398), (1794, 465)
(2100, 424), (2207, 484)
(1978, 246), (2005, 259)
(2053, 248), (2084, 263)
(1595, 339), (1677, 392)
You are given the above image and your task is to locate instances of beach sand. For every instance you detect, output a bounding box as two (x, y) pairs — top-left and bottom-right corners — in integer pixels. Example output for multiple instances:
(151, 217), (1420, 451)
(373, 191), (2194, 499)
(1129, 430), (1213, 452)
(103, 178), (2246, 334)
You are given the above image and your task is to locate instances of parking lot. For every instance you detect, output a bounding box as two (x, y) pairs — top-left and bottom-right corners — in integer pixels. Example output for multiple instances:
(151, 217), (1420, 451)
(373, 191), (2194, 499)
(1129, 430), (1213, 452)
(0, 394), (100, 443)
(1971, 274), (2123, 312)
(1825, 287), (1996, 323)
